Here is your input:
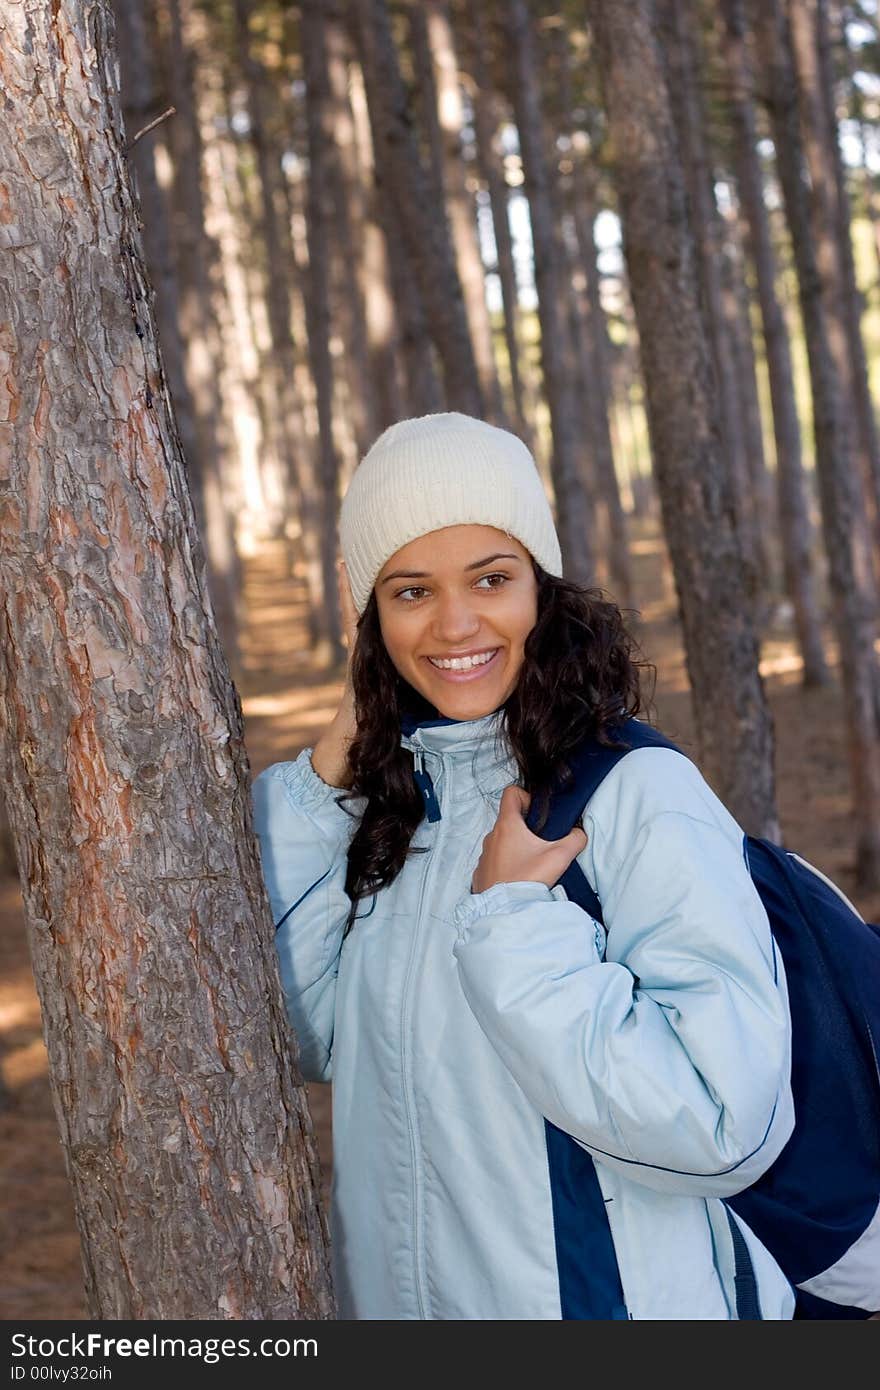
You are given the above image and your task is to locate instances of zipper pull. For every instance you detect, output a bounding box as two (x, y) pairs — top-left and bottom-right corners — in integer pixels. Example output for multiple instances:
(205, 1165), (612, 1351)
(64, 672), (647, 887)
(412, 749), (442, 822)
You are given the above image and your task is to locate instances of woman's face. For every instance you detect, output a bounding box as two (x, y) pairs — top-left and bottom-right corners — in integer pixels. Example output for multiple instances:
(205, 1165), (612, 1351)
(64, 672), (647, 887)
(374, 524), (539, 721)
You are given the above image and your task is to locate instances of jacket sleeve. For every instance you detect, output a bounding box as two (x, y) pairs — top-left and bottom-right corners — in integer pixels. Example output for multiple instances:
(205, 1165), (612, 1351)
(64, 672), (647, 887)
(251, 750), (359, 1083)
(451, 749), (794, 1198)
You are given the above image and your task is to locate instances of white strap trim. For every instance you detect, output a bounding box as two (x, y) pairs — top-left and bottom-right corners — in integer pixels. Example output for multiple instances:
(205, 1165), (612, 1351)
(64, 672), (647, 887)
(797, 1198), (880, 1310)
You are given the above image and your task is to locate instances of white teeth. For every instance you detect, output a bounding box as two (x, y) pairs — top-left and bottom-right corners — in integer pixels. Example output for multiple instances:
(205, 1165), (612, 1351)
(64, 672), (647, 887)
(428, 649), (498, 671)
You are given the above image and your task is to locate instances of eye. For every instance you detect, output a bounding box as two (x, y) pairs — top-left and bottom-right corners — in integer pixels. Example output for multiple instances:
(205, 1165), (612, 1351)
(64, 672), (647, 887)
(474, 572), (509, 590)
(395, 585), (429, 602)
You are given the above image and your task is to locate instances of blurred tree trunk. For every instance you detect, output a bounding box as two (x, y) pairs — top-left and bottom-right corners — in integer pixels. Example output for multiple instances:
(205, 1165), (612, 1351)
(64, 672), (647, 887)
(788, 0), (880, 544)
(0, 792), (17, 881)
(114, 0), (198, 519)
(465, 5), (534, 443)
(503, 0), (595, 585)
(233, 0), (333, 654)
(301, 0), (348, 663)
(353, 0), (483, 414)
(0, 0), (334, 1317)
(657, 0), (765, 604)
(752, 0), (880, 885)
(345, 55), (410, 428)
(721, 212), (777, 589)
(160, 0), (245, 682)
(425, 0), (507, 423)
(323, 5), (380, 455)
(555, 22), (632, 608)
(587, 0), (779, 839)
(349, 12), (444, 416)
(197, 52), (283, 538)
(720, 0), (828, 686)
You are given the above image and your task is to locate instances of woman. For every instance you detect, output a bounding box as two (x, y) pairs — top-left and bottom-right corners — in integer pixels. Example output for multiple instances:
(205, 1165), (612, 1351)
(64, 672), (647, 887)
(252, 412), (795, 1320)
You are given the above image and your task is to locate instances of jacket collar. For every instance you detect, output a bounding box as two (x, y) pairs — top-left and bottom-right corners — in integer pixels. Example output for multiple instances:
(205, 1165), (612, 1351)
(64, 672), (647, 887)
(399, 704), (511, 771)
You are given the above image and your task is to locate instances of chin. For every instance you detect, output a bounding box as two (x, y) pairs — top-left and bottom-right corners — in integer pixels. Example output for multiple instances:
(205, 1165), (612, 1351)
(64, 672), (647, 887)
(434, 693), (502, 721)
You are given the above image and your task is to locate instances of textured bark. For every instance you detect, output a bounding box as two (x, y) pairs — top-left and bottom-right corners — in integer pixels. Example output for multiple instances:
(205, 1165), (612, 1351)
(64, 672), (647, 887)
(0, 0), (334, 1317)
(788, 0), (880, 543)
(587, 0), (779, 838)
(752, 0), (880, 884)
(503, 0), (595, 585)
(353, 0), (483, 414)
(424, 0), (507, 424)
(720, 0), (828, 685)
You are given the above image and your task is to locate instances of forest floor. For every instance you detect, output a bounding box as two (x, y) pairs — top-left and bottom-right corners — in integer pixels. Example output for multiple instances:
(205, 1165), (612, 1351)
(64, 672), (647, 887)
(2, 519), (880, 1320)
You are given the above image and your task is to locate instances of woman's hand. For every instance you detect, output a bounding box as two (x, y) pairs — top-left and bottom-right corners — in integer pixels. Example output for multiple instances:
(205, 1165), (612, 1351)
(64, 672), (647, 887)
(470, 785), (588, 894)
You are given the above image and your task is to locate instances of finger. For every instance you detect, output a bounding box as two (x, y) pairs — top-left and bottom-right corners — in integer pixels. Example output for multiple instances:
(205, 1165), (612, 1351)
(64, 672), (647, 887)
(499, 784), (530, 815)
(566, 825), (588, 853)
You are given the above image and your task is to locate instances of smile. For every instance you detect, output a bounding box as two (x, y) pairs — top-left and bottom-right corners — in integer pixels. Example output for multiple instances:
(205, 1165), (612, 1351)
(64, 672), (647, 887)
(424, 648), (501, 679)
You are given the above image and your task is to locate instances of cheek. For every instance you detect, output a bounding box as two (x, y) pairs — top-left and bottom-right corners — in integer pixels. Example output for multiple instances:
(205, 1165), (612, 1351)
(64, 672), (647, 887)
(377, 606), (419, 669)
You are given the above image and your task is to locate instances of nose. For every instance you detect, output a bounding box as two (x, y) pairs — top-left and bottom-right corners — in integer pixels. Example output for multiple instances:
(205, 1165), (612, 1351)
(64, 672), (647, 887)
(431, 590), (481, 646)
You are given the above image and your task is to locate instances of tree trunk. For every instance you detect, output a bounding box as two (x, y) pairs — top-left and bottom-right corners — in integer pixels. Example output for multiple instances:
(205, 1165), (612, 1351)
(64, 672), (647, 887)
(352, 0), (484, 415)
(344, 53), (411, 430)
(323, 4), (381, 455)
(424, 0), (507, 424)
(159, 0), (245, 683)
(790, 0), (880, 541)
(233, 0), (332, 653)
(657, 0), (765, 608)
(464, 4), (534, 443)
(0, 0), (334, 1317)
(197, 55), (284, 540)
(752, 0), (880, 885)
(720, 0), (828, 686)
(721, 209), (776, 592)
(587, 0), (779, 839)
(502, 0), (595, 585)
(349, 12), (444, 417)
(113, 0), (199, 527)
(301, 0), (348, 664)
(555, 23), (632, 608)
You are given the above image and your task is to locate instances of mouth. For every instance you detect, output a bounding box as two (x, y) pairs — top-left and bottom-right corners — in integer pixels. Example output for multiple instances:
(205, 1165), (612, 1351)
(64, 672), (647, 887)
(422, 648), (502, 682)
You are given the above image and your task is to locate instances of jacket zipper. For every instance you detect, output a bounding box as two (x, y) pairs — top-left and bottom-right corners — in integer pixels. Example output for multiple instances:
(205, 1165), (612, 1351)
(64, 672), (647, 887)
(400, 739), (445, 1318)
(413, 749), (442, 822)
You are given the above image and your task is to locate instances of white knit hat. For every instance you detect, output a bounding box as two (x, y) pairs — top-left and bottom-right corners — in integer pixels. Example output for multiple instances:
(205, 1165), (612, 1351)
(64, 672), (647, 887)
(339, 413), (563, 614)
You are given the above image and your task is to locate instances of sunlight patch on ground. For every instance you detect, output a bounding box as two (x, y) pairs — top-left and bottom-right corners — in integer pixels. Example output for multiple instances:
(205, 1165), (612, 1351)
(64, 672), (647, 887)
(0, 997), (38, 1033)
(3, 1038), (48, 1089)
(243, 685), (342, 719)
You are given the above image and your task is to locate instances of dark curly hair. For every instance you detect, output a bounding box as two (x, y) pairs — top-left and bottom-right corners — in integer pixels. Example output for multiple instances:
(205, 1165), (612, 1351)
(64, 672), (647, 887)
(336, 560), (654, 933)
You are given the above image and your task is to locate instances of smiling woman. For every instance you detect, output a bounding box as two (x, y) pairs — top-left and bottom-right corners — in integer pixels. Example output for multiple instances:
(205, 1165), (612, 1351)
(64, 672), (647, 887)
(251, 411), (796, 1321)
(374, 526), (538, 719)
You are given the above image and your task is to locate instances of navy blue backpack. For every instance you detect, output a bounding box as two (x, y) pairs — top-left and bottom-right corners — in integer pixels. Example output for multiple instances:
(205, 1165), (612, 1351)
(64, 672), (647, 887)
(528, 718), (880, 1320)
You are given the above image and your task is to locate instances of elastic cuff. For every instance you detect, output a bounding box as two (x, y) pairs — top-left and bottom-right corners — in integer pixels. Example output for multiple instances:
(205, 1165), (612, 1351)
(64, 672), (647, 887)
(269, 749), (356, 819)
(452, 879), (566, 936)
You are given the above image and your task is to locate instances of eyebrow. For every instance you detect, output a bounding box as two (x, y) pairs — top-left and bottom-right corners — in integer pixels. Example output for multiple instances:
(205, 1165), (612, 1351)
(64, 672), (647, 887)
(379, 552), (522, 584)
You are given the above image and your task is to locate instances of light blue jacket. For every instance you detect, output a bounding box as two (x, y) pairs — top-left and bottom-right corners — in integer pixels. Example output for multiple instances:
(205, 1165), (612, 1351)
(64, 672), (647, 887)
(252, 710), (796, 1320)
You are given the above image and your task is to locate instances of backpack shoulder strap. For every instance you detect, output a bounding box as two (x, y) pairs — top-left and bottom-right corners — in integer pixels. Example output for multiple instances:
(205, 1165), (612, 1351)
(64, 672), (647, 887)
(526, 718), (685, 924)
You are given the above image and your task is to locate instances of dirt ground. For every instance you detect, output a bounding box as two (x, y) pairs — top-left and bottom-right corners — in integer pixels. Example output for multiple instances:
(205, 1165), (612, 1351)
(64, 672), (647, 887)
(2, 524), (879, 1320)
